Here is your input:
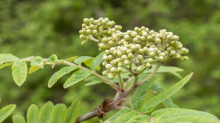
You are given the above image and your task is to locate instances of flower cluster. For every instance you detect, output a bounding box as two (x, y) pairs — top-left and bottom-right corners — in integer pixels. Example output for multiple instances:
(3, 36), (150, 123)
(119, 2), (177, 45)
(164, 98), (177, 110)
(80, 18), (189, 79)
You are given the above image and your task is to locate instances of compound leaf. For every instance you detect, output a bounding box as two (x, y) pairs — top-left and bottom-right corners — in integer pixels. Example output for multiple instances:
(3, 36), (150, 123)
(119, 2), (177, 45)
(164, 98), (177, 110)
(39, 101), (54, 123)
(48, 66), (78, 88)
(27, 104), (39, 123)
(64, 100), (81, 123)
(13, 115), (26, 123)
(64, 69), (93, 88)
(0, 104), (16, 122)
(12, 59), (28, 87)
(51, 104), (67, 123)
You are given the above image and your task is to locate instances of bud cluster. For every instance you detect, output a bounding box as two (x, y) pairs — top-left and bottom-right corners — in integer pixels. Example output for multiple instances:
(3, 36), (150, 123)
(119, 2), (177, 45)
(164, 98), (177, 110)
(80, 18), (189, 79)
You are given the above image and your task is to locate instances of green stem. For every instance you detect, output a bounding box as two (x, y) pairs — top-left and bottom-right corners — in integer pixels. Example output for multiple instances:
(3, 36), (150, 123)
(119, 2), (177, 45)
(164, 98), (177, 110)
(124, 76), (138, 96)
(136, 62), (162, 86)
(118, 73), (124, 89)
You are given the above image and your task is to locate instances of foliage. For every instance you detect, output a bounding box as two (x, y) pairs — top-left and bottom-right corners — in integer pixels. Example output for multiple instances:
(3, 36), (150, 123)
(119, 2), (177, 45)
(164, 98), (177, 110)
(0, 17), (219, 123)
(0, 0), (220, 122)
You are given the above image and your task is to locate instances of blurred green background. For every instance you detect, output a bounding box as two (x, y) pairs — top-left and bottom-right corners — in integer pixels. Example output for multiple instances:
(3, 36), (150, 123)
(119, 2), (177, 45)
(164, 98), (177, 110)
(0, 0), (220, 122)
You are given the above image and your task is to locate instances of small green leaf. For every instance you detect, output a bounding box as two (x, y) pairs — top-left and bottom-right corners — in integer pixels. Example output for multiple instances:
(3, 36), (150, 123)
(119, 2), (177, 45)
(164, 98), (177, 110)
(39, 101), (54, 123)
(48, 66), (78, 88)
(65, 56), (78, 62)
(27, 104), (39, 123)
(1, 54), (19, 62)
(0, 54), (4, 65)
(29, 56), (44, 74)
(104, 108), (132, 123)
(64, 70), (93, 88)
(74, 56), (93, 64)
(144, 65), (183, 78)
(51, 104), (67, 123)
(0, 63), (13, 69)
(114, 111), (140, 123)
(64, 100), (81, 123)
(22, 56), (34, 61)
(13, 115), (26, 123)
(0, 104), (16, 122)
(126, 115), (149, 123)
(130, 77), (156, 110)
(31, 56), (44, 66)
(12, 60), (28, 87)
(83, 58), (101, 71)
(84, 81), (103, 86)
(90, 51), (105, 70)
(152, 108), (220, 123)
(46, 54), (57, 64)
(151, 82), (178, 108)
(141, 72), (193, 113)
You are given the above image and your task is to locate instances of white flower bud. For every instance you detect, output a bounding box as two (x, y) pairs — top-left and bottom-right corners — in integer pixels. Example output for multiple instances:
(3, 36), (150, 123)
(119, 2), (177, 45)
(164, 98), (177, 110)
(124, 60), (130, 65)
(137, 66), (143, 72)
(146, 63), (151, 68)
(102, 70), (108, 76)
(106, 64), (112, 70)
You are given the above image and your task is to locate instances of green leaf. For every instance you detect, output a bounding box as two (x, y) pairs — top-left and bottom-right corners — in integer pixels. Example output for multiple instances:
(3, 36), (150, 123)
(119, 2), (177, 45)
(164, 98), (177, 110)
(39, 101), (54, 123)
(74, 56), (93, 64)
(31, 56), (44, 66)
(27, 104), (39, 123)
(13, 115), (26, 123)
(152, 108), (220, 123)
(51, 104), (67, 123)
(104, 108), (132, 123)
(114, 111), (140, 123)
(22, 56), (34, 61)
(84, 81), (103, 86)
(0, 54), (18, 66)
(83, 58), (99, 70)
(29, 56), (44, 74)
(151, 82), (178, 108)
(46, 54), (57, 64)
(0, 54), (4, 65)
(144, 65), (183, 78)
(65, 56), (78, 62)
(0, 54), (18, 62)
(64, 69), (93, 88)
(64, 100), (81, 123)
(48, 66), (78, 88)
(0, 104), (16, 122)
(12, 60), (28, 87)
(90, 51), (105, 70)
(0, 63), (13, 69)
(130, 77), (156, 110)
(141, 72), (193, 113)
(126, 115), (149, 123)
